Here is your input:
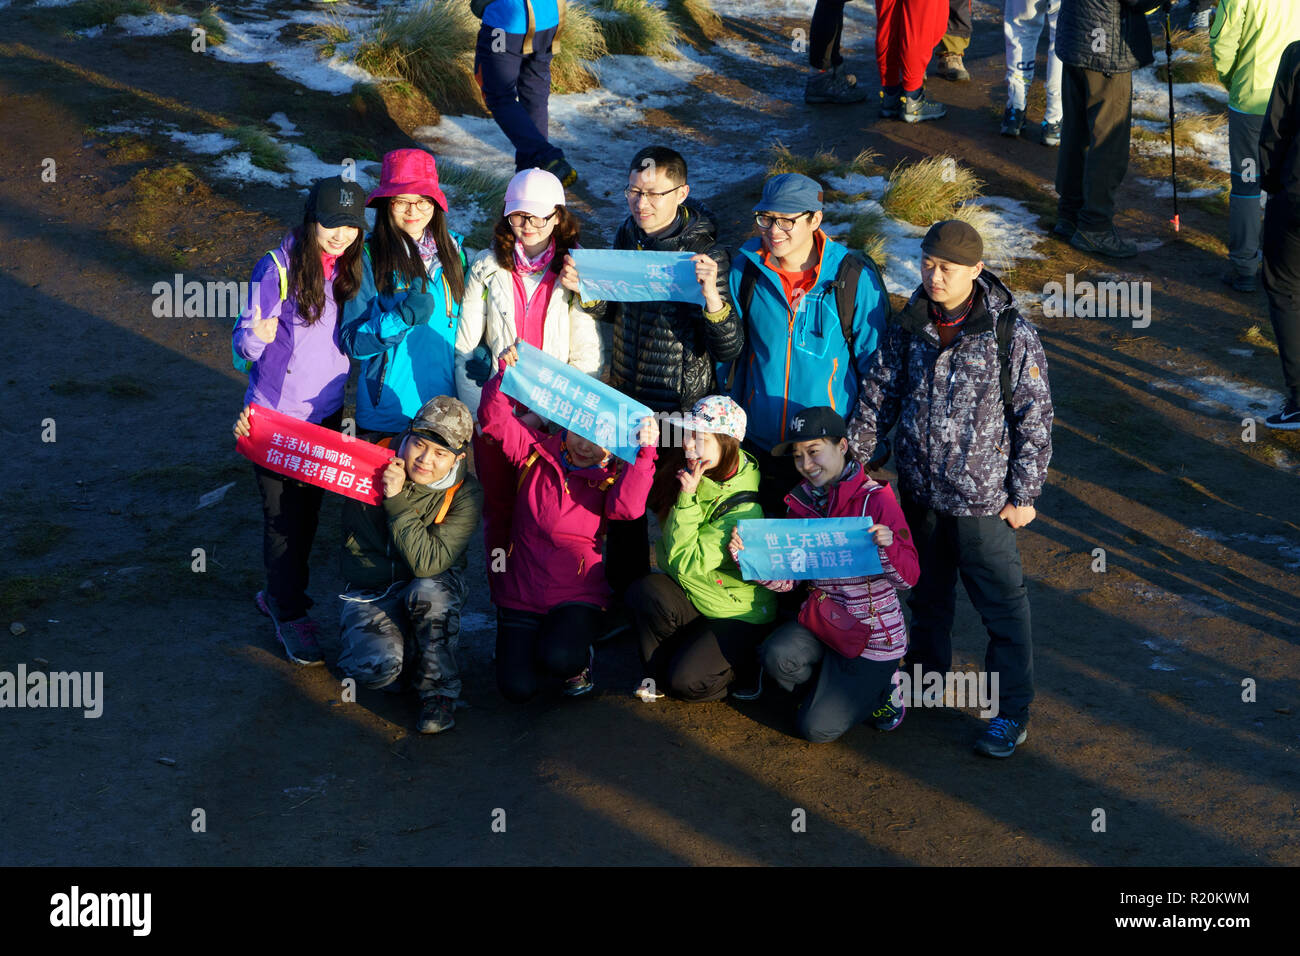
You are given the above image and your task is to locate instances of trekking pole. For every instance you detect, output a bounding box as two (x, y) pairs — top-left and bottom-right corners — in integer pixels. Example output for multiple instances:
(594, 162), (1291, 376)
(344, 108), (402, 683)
(1163, 0), (1180, 232)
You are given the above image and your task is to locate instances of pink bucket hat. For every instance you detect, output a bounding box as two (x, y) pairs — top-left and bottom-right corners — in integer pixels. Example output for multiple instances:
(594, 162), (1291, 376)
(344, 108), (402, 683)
(504, 168), (566, 219)
(367, 149), (448, 212)
(686, 395), (746, 442)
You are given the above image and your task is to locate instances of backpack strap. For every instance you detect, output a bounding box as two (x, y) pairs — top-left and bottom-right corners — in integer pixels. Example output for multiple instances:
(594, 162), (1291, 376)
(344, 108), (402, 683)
(266, 249), (289, 302)
(522, 0), (536, 55)
(233, 249), (289, 375)
(707, 490), (762, 524)
(515, 450), (541, 493)
(832, 253), (863, 357)
(434, 481), (463, 524)
(996, 310), (1016, 422)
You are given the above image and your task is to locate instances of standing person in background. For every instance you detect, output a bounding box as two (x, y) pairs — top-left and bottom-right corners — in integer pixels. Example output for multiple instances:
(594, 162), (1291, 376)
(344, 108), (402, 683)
(340, 149), (468, 441)
(1211, 0), (1300, 293)
(559, 145), (742, 598)
(231, 176), (367, 665)
(1258, 39), (1300, 430)
(473, 0), (578, 186)
(454, 167), (602, 602)
(1001, 0), (1063, 146)
(874, 0), (950, 122)
(1053, 0), (1153, 258)
(804, 0), (868, 104)
(933, 0), (973, 82)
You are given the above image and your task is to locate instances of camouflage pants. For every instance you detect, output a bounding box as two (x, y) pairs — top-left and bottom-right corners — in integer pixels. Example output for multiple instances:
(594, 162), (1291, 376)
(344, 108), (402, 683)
(337, 570), (468, 700)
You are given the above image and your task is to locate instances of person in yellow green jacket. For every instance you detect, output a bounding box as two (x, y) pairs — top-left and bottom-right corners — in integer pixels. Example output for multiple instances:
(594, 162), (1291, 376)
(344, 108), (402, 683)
(625, 396), (776, 703)
(1211, 0), (1300, 291)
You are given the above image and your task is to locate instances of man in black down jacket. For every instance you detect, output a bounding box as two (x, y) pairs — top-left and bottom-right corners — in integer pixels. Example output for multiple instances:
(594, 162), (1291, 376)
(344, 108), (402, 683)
(562, 145), (743, 597)
(1054, 0), (1155, 257)
(1259, 39), (1300, 429)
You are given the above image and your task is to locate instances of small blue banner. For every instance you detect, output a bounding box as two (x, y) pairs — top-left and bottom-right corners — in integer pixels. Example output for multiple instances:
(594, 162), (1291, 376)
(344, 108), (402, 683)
(734, 518), (883, 580)
(572, 249), (706, 305)
(501, 342), (654, 464)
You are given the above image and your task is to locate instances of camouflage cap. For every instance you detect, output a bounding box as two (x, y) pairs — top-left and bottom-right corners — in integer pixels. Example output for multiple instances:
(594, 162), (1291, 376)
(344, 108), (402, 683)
(409, 395), (473, 453)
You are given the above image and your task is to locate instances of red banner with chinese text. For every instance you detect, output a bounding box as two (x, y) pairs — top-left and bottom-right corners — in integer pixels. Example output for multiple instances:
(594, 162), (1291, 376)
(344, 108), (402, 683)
(235, 404), (391, 505)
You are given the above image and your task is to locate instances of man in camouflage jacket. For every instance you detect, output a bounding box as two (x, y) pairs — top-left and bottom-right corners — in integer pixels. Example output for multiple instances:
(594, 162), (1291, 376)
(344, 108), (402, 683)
(847, 221), (1052, 757)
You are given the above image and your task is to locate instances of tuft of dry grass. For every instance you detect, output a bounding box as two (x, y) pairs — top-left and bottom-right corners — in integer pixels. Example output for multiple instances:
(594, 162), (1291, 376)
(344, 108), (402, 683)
(552, 2), (609, 93)
(1241, 324), (1279, 355)
(766, 142), (881, 181)
(667, 0), (722, 44)
(1168, 27), (1210, 58)
(353, 0), (483, 114)
(596, 0), (679, 58)
(844, 208), (887, 268)
(880, 156), (982, 226)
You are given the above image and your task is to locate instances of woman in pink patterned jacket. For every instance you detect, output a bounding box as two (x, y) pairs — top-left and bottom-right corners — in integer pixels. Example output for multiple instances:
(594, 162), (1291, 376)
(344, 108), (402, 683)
(730, 406), (919, 743)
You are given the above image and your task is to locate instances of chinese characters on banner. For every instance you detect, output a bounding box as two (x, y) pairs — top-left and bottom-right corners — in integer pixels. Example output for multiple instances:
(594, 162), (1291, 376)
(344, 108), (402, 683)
(500, 342), (653, 464)
(235, 404), (391, 505)
(734, 518), (884, 581)
(572, 249), (707, 306)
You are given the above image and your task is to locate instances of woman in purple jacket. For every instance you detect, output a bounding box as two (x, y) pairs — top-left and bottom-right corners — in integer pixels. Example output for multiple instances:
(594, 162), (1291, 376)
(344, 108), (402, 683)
(231, 176), (367, 665)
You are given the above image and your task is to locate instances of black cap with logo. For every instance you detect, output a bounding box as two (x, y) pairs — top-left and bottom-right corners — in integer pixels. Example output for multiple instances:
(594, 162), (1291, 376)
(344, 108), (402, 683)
(771, 406), (848, 456)
(307, 176), (368, 231)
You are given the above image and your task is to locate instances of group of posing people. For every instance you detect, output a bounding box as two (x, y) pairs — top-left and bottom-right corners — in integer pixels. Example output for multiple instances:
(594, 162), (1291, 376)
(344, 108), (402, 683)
(231, 142), (1053, 758)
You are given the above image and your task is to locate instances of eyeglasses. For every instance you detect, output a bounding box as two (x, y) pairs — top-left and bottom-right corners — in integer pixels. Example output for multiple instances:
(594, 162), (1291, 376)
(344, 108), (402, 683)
(390, 198), (435, 214)
(755, 212), (812, 232)
(624, 184), (684, 205)
(507, 210), (558, 229)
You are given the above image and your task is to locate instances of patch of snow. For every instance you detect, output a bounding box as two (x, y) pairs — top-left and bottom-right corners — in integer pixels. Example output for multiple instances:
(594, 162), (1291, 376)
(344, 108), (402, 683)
(113, 12), (192, 36)
(1150, 657), (1179, 671)
(166, 130), (240, 155)
(1227, 348), (1255, 357)
(269, 112), (300, 137)
(211, 153), (291, 188)
(1150, 375), (1284, 418)
(824, 173), (887, 197)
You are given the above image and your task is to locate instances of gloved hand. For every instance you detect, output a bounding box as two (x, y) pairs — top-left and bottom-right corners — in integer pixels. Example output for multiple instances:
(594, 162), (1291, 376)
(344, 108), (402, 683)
(465, 345), (493, 387)
(396, 288), (438, 326)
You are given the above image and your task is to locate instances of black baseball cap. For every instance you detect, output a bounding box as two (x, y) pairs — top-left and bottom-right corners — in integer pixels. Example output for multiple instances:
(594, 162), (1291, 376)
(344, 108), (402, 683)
(771, 406), (848, 456)
(307, 176), (368, 230)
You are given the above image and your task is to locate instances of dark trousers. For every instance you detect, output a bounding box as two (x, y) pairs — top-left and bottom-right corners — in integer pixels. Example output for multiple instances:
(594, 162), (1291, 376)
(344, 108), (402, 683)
(742, 439), (802, 518)
(474, 25), (563, 171)
(1056, 64), (1132, 233)
(762, 621), (900, 743)
(604, 427), (685, 598)
(1262, 195), (1300, 407)
(253, 408), (341, 620)
(495, 602), (602, 701)
(901, 496), (1034, 724)
(625, 573), (767, 702)
(809, 0), (850, 70)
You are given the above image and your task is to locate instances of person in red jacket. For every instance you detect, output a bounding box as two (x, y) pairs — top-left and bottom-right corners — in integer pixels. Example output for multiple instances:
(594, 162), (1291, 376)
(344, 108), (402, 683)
(479, 345), (659, 700)
(875, 0), (951, 122)
(730, 407), (920, 743)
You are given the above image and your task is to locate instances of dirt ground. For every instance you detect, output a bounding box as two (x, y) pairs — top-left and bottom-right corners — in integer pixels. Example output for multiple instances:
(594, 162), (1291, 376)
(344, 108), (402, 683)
(2, 4), (1297, 868)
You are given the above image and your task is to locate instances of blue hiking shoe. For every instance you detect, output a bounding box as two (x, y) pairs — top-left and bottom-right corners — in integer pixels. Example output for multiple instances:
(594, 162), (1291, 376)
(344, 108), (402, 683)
(974, 716), (1027, 758)
(256, 591), (324, 666)
(871, 696), (906, 731)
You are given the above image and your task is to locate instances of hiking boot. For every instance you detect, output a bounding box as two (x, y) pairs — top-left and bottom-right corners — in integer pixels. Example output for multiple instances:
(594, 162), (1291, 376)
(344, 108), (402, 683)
(730, 668), (763, 702)
(903, 90), (947, 124)
(879, 86), (904, 119)
(805, 64), (867, 104)
(1264, 400), (1300, 430)
(563, 647), (595, 697)
(871, 696), (906, 731)
(1000, 106), (1025, 138)
(1041, 120), (1061, 147)
(1070, 227), (1138, 258)
(417, 695), (456, 734)
(933, 52), (970, 82)
(1220, 270), (1257, 293)
(1051, 219), (1076, 241)
(974, 716), (1027, 758)
(256, 591), (324, 666)
(543, 157), (578, 188)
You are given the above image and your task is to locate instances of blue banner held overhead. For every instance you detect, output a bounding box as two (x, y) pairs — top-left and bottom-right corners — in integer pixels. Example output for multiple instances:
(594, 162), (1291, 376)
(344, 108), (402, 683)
(572, 249), (707, 306)
(500, 342), (654, 464)
(734, 517), (883, 581)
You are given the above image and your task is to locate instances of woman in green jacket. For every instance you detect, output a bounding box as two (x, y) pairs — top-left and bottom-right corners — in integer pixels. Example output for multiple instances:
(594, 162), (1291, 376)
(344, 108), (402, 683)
(625, 396), (777, 703)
